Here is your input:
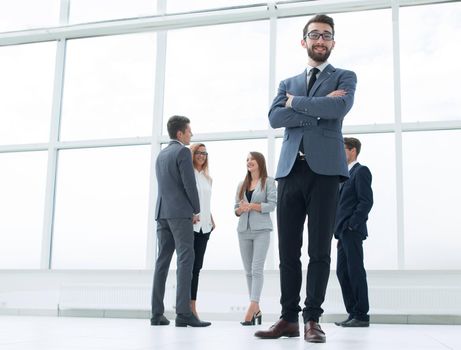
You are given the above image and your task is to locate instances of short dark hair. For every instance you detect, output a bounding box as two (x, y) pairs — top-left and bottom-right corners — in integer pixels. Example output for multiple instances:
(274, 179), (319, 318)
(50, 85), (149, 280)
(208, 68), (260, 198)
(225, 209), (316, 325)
(167, 115), (190, 140)
(303, 14), (335, 39)
(344, 137), (361, 156)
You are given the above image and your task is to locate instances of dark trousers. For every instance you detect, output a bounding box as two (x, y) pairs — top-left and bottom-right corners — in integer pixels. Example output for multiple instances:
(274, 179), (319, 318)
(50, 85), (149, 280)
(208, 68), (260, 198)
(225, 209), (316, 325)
(191, 230), (211, 300)
(152, 218), (194, 315)
(277, 159), (339, 323)
(336, 232), (369, 321)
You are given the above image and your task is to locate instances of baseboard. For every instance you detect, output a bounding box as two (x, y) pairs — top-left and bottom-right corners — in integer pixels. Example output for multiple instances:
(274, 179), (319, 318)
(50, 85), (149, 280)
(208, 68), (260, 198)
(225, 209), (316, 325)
(1, 308), (460, 325)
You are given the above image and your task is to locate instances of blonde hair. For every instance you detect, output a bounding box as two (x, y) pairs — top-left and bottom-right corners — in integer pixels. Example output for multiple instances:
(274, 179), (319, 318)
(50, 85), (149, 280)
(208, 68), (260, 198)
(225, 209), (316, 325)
(190, 143), (211, 182)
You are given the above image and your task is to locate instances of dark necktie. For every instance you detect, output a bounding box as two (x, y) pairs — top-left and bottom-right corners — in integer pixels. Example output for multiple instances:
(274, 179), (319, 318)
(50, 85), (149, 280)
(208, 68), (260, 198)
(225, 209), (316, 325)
(307, 67), (319, 95)
(299, 68), (320, 155)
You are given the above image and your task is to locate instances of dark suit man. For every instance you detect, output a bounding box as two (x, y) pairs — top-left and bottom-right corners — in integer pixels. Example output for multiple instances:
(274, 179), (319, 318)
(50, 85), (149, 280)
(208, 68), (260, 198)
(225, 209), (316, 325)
(151, 115), (210, 327)
(334, 137), (373, 327)
(255, 14), (356, 343)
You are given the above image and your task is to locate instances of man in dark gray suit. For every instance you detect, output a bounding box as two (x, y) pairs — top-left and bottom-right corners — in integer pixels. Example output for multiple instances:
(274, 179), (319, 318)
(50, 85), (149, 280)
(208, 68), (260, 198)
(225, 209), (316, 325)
(334, 137), (373, 328)
(255, 14), (356, 343)
(151, 115), (211, 327)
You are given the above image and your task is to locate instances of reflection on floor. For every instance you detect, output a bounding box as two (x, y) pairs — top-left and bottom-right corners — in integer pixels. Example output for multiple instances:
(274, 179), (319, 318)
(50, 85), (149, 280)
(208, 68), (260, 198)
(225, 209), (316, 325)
(0, 315), (460, 350)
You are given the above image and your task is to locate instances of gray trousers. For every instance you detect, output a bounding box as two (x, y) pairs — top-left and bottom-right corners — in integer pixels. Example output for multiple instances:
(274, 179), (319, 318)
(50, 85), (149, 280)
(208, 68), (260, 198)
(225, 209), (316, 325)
(238, 231), (270, 302)
(151, 218), (194, 316)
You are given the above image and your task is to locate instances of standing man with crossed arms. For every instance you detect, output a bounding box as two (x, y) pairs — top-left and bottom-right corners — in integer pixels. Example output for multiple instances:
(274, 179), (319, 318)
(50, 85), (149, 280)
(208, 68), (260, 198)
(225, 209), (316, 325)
(255, 14), (357, 343)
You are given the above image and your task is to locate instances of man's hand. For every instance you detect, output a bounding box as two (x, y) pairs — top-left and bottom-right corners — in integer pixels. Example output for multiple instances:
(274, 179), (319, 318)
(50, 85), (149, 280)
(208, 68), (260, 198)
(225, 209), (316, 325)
(192, 214), (200, 224)
(327, 89), (347, 97)
(285, 93), (294, 108)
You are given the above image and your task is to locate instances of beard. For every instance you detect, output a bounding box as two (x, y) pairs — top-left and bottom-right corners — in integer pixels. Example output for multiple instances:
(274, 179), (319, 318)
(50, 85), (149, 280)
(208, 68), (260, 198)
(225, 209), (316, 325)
(307, 44), (332, 63)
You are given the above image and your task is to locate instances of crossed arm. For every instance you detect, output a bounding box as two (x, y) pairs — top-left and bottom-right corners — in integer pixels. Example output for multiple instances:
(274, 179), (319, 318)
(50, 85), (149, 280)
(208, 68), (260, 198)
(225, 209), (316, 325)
(269, 70), (357, 129)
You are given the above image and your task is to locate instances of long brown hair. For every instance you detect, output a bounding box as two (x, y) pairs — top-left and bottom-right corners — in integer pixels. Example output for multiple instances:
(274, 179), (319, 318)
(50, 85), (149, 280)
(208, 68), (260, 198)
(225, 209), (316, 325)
(238, 152), (267, 200)
(190, 143), (211, 181)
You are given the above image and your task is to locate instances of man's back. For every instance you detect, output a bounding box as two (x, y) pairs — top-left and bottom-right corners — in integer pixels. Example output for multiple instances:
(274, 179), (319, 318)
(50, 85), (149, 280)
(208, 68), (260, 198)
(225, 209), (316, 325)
(155, 141), (199, 220)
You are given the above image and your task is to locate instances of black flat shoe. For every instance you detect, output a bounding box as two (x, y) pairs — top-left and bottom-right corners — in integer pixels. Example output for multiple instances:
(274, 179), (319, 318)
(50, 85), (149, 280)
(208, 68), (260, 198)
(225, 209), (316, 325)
(175, 313), (211, 327)
(150, 314), (170, 326)
(334, 316), (352, 326)
(341, 318), (370, 327)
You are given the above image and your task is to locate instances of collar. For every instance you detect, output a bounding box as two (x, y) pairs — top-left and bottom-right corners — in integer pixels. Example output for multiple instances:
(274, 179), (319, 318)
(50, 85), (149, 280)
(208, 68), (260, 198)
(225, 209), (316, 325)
(307, 61), (329, 74)
(170, 139), (184, 146)
(348, 160), (358, 171)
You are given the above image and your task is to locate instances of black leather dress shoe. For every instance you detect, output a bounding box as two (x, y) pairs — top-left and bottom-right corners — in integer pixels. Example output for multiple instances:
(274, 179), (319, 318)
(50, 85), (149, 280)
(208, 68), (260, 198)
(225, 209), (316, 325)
(334, 316), (353, 326)
(150, 314), (170, 326)
(175, 313), (211, 327)
(341, 318), (370, 327)
(254, 319), (299, 339)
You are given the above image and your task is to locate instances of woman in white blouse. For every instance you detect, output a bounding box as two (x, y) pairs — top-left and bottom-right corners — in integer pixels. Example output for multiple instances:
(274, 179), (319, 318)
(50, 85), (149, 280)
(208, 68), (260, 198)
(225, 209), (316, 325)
(190, 143), (215, 320)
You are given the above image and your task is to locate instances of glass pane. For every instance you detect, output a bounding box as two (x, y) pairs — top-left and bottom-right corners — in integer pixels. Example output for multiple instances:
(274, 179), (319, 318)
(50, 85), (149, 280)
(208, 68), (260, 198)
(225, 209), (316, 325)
(164, 21), (269, 134)
(403, 130), (461, 269)
(400, 2), (461, 122)
(167, 139), (269, 270)
(0, 42), (56, 144)
(276, 10), (394, 125)
(0, 152), (47, 269)
(167, 0), (259, 13)
(60, 33), (156, 141)
(0, 0), (59, 33)
(52, 146), (151, 269)
(69, 0), (157, 24)
(275, 133), (398, 270)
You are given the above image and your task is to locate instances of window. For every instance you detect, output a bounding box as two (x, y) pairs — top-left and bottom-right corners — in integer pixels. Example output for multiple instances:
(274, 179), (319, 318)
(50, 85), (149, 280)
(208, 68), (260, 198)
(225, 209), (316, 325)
(403, 130), (461, 269)
(400, 2), (461, 122)
(164, 21), (270, 134)
(0, 0), (59, 33)
(167, 0), (260, 14)
(51, 146), (151, 269)
(69, 0), (157, 24)
(60, 33), (156, 141)
(0, 152), (47, 268)
(0, 42), (56, 144)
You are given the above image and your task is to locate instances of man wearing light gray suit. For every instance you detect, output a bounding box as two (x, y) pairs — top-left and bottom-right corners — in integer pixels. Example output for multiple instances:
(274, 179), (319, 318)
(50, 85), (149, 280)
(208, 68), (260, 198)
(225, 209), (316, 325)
(151, 115), (211, 328)
(255, 15), (357, 343)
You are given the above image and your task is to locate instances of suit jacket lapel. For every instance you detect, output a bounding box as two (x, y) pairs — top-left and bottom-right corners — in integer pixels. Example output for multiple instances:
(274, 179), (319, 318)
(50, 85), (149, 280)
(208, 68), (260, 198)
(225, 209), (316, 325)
(295, 70), (308, 97)
(340, 162), (359, 193)
(311, 64), (335, 96)
(350, 162), (360, 176)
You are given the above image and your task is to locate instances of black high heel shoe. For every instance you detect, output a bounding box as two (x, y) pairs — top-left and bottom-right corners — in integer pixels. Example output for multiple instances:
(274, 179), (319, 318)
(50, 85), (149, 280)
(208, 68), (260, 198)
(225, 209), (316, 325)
(240, 311), (262, 326)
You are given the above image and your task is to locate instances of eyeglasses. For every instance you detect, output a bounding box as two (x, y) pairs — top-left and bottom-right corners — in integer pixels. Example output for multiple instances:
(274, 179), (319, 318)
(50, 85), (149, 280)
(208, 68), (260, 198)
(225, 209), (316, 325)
(194, 151), (208, 156)
(305, 31), (334, 41)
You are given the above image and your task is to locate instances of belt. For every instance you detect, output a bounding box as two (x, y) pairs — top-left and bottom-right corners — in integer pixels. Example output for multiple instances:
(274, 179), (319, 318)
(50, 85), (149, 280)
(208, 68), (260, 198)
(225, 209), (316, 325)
(297, 151), (306, 161)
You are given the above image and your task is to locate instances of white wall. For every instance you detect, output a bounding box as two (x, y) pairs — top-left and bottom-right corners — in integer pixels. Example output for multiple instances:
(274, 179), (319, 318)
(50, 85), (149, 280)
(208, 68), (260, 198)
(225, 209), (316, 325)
(1, 270), (460, 324)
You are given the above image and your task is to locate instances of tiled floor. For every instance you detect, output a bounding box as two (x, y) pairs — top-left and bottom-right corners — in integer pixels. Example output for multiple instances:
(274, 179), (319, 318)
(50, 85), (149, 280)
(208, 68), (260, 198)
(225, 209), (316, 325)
(0, 316), (460, 350)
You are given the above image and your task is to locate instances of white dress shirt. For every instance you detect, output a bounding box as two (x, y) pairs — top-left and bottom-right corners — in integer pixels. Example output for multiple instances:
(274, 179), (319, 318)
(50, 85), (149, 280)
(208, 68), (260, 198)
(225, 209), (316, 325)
(348, 160), (358, 172)
(306, 61), (329, 85)
(193, 169), (213, 234)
